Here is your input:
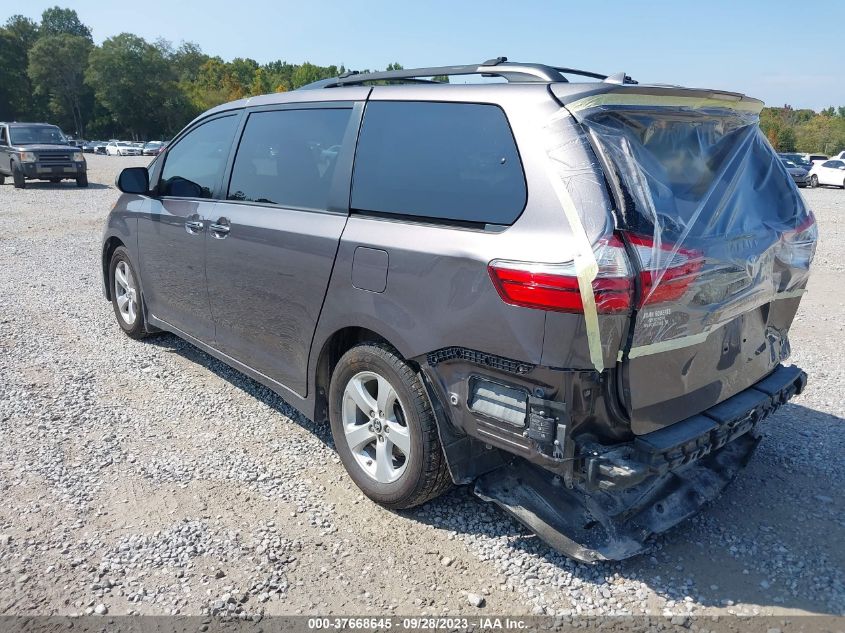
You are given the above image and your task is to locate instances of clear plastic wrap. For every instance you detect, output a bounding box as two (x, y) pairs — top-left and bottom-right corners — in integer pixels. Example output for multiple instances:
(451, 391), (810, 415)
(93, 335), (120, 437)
(564, 100), (815, 354)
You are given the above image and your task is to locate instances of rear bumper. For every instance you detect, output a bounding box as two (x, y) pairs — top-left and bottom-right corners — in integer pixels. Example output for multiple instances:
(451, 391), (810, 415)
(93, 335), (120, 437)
(474, 364), (806, 562)
(587, 364), (806, 491)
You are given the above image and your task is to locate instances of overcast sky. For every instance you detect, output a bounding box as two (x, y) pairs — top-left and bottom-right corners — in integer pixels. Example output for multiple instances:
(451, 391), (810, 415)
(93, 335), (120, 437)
(8, 0), (844, 110)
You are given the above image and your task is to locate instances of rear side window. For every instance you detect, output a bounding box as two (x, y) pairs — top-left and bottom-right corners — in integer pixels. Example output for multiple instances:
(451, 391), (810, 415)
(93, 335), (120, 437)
(160, 115), (239, 198)
(228, 108), (352, 210)
(352, 101), (526, 225)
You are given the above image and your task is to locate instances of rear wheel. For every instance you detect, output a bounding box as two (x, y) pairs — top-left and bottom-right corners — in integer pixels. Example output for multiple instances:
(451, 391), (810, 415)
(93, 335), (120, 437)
(0, 174), (5, 185)
(329, 343), (451, 510)
(76, 173), (88, 188)
(109, 247), (148, 339)
(809, 174), (819, 188)
(12, 164), (25, 189)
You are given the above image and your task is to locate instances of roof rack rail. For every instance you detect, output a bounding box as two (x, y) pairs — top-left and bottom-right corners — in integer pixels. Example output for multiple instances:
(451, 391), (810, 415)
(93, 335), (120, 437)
(298, 57), (637, 89)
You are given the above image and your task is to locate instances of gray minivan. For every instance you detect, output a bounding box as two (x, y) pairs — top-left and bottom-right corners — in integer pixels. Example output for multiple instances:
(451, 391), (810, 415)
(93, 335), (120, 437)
(102, 59), (816, 561)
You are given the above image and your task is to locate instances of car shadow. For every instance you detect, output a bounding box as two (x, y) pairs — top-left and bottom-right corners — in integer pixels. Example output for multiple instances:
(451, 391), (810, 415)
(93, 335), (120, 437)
(143, 332), (843, 615)
(12, 181), (111, 190)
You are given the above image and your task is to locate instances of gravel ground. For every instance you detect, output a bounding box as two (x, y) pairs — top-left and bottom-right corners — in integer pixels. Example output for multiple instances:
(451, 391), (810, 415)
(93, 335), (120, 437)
(0, 155), (843, 618)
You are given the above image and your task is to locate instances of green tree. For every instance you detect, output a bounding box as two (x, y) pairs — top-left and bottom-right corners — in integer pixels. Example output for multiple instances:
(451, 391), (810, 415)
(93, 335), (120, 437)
(778, 126), (796, 152)
(40, 6), (92, 40)
(171, 41), (209, 82)
(3, 14), (39, 48)
(28, 34), (93, 135)
(0, 15), (43, 119)
(228, 57), (259, 92)
(0, 31), (30, 119)
(86, 33), (175, 138)
(185, 58), (245, 111)
(291, 62), (336, 89)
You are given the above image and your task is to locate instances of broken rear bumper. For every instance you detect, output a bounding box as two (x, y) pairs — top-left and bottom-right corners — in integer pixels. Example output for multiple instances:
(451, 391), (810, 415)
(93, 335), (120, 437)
(474, 364), (807, 562)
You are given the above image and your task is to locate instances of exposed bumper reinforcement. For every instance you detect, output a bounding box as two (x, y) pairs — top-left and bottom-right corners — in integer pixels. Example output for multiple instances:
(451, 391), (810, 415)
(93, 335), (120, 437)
(473, 364), (806, 562)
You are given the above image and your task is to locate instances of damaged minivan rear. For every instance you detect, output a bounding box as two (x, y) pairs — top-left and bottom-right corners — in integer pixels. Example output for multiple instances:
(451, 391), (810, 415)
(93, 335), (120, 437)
(473, 84), (815, 561)
(104, 60), (815, 563)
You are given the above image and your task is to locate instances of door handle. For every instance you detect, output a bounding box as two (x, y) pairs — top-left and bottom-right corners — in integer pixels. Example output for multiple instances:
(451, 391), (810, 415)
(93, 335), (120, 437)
(185, 219), (204, 233)
(210, 217), (230, 239)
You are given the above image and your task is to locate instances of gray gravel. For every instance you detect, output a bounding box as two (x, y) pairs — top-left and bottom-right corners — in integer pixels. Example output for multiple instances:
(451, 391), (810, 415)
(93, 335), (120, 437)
(0, 155), (842, 617)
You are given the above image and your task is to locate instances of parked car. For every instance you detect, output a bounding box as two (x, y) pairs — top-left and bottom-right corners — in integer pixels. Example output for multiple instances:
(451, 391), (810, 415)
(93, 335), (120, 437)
(833, 151), (845, 160)
(101, 59), (815, 562)
(779, 157), (809, 187)
(106, 141), (141, 156)
(0, 121), (88, 187)
(142, 141), (166, 156)
(83, 140), (107, 154)
(778, 152), (813, 172)
(808, 159), (845, 188)
(804, 153), (829, 166)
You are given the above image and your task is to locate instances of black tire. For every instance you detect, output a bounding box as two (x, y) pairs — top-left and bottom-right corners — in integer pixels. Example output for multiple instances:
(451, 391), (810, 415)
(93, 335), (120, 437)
(0, 174), (5, 185)
(49, 178), (61, 183)
(329, 343), (451, 510)
(76, 173), (88, 188)
(12, 164), (25, 189)
(809, 175), (818, 188)
(108, 247), (148, 339)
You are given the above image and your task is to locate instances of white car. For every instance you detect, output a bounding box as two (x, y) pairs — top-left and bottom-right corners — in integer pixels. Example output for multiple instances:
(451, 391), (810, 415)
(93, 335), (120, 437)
(808, 159), (845, 188)
(833, 151), (845, 160)
(105, 141), (141, 156)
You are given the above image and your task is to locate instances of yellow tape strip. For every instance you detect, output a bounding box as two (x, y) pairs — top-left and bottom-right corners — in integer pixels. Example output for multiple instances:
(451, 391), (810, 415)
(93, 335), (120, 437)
(542, 112), (604, 372)
(626, 289), (806, 359)
(565, 93), (764, 115)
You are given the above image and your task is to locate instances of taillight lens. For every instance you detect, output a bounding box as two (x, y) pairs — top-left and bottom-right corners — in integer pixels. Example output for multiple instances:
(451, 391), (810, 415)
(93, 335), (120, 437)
(488, 235), (632, 314)
(625, 233), (704, 307)
(777, 213), (817, 269)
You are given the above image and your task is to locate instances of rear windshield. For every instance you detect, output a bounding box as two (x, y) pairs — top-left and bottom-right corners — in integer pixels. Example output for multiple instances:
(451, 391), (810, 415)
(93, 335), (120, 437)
(9, 125), (66, 145)
(581, 109), (806, 239)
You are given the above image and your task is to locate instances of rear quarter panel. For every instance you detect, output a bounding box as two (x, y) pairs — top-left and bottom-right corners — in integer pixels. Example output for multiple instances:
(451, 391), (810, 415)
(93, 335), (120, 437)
(310, 84), (616, 387)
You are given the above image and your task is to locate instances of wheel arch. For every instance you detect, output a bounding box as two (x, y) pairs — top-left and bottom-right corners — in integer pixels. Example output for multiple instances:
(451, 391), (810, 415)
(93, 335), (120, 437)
(312, 326), (412, 426)
(102, 236), (126, 301)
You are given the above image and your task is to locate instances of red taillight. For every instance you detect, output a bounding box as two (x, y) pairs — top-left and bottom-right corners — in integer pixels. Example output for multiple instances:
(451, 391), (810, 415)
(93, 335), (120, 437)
(625, 233), (703, 308)
(488, 235), (632, 314)
(776, 213), (817, 270)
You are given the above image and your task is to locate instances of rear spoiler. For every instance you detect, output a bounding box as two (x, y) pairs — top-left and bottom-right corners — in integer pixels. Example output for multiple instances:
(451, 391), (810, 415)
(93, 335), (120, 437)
(550, 84), (764, 115)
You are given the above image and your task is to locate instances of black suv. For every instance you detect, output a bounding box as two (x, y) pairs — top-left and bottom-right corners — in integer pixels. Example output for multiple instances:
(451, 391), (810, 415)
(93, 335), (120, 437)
(0, 122), (88, 188)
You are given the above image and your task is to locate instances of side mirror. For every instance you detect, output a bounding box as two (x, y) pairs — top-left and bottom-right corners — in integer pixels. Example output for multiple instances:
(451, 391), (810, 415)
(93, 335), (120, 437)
(116, 166), (149, 194)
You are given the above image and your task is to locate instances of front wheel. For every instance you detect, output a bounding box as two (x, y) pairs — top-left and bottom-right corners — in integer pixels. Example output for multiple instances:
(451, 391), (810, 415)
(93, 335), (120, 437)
(109, 247), (148, 339)
(809, 175), (819, 188)
(76, 173), (88, 187)
(329, 343), (451, 510)
(12, 164), (25, 188)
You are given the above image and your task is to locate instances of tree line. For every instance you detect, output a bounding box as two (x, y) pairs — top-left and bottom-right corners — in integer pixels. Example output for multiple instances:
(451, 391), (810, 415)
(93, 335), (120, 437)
(0, 7), (404, 140)
(2, 6), (845, 152)
(760, 105), (845, 156)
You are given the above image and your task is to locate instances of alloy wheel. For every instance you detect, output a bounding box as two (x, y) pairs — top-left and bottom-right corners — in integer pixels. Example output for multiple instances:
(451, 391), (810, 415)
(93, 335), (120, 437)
(341, 371), (411, 484)
(114, 261), (139, 325)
